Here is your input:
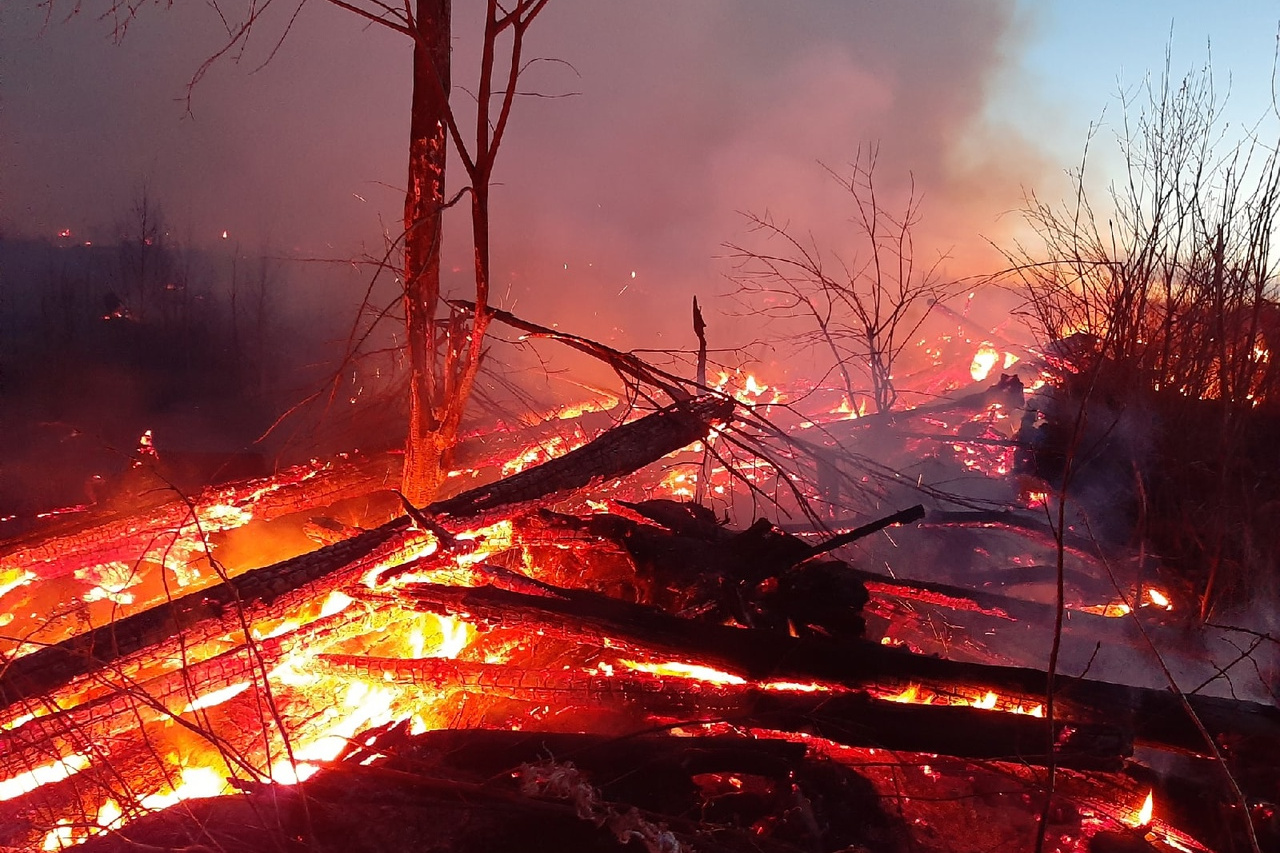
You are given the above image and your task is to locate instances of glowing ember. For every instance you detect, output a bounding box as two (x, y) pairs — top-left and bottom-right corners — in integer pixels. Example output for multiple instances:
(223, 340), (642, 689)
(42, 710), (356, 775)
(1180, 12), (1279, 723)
(879, 683), (1043, 716)
(181, 680), (253, 713)
(0, 754), (91, 802)
(621, 660), (746, 685)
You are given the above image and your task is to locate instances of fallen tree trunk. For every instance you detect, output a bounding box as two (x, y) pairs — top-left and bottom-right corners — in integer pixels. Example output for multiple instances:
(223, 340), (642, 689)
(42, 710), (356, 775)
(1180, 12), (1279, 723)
(0, 396), (733, 712)
(390, 580), (1280, 773)
(316, 655), (1130, 771)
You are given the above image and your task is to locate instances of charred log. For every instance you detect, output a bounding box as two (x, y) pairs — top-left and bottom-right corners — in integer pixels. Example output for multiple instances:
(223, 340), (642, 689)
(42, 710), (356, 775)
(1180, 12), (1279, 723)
(0, 397), (732, 712)
(390, 580), (1280, 783)
(75, 729), (909, 853)
(316, 655), (1131, 770)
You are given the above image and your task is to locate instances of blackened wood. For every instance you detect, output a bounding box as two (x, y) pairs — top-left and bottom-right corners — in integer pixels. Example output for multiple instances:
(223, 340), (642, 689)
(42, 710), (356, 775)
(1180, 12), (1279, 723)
(393, 581), (1280, 774)
(799, 505), (925, 562)
(317, 655), (1129, 770)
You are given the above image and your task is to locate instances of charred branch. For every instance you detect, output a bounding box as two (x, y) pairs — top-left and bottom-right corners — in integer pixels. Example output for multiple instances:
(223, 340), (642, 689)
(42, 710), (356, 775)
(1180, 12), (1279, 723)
(0, 396), (732, 711)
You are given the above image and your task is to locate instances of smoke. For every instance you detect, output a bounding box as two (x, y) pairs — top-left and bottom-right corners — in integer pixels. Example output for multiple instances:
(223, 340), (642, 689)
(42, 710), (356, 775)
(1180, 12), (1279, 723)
(3, 0), (1050, 346)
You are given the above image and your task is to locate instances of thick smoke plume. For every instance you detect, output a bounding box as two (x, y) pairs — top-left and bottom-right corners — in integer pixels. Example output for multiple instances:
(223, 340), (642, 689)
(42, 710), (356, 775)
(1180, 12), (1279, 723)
(4, 0), (1049, 344)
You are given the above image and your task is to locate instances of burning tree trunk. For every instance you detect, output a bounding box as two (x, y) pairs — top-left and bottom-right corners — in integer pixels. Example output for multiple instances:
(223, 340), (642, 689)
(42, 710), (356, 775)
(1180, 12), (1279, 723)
(398, 0), (551, 504)
(400, 0), (453, 505)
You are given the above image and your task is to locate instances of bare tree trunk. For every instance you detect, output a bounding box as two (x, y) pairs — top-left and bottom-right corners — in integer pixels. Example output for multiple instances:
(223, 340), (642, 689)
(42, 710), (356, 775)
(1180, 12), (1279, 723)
(401, 0), (451, 505)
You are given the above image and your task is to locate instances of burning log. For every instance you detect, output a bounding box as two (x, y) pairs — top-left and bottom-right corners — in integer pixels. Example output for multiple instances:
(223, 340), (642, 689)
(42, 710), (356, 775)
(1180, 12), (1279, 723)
(0, 396), (733, 712)
(72, 729), (907, 853)
(315, 655), (1131, 770)
(0, 452), (402, 586)
(388, 579), (1280, 785)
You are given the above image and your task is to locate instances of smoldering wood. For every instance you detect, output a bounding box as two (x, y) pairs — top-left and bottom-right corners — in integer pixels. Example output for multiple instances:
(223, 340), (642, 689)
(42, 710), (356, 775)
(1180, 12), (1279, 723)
(316, 655), (1131, 770)
(389, 580), (1280, 783)
(918, 509), (1113, 564)
(800, 504), (926, 561)
(72, 729), (909, 853)
(0, 396), (733, 711)
(0, 453), (402, 583)
(813, 373), (1030, 438)
(510, 503), (1159, 651)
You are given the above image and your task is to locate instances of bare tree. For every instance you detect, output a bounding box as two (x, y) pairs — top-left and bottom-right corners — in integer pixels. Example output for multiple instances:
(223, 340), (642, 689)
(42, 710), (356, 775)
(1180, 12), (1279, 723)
(727, 148), (950, 415)
(1005, 52), (1280, 616)
(116, 183), (175, 324)
(1007, 54), (1280, 409)
(68, 0), (553, 504)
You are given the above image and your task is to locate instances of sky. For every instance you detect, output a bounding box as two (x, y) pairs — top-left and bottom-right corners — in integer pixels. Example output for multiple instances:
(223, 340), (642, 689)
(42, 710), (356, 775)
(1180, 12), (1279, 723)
(3, 0), (1279, 343)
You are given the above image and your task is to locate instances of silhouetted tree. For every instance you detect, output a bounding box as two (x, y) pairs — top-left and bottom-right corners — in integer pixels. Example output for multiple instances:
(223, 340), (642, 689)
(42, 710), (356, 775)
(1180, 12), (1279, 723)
(79, 0), (552, 503)
(728, 149), (950, 415)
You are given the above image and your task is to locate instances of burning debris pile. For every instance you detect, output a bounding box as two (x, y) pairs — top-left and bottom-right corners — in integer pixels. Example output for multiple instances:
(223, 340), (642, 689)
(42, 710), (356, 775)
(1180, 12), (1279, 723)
(1, 345), (1278, 853)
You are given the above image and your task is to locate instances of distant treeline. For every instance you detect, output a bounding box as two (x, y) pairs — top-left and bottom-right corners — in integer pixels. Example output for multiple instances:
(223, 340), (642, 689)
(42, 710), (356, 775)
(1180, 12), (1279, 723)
(0, 234), (347, 516)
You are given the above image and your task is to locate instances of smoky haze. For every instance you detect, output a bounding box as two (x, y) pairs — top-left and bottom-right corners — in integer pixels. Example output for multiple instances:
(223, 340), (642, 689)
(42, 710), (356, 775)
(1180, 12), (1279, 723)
(3, 0), (1048, 347)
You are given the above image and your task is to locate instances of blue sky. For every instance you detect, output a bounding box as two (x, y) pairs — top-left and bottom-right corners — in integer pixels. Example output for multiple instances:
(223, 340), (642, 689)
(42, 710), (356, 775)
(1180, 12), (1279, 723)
(1009, 0), (1279, 161)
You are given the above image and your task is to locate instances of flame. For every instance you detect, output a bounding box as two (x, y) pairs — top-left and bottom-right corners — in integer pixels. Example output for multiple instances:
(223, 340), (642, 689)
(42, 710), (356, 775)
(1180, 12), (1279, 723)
(1078, 601), (1131, 618)
(969, 343), (1001, 382)
(0, 755), (91, 802)
(181, 681), (252, 713)
(0, 569), (36, 600)
(95, 799), (122, 830)
(139, 765), (229, 810)
(879, 684), (1043, 717)
(1136, 790), (1154, 827)
(712, 370), (782, 405)
(621, 660), (746, 685)
(40, 823), (73, 851)
(761, 681), (828, 693)
(830, 397), (867, 420)
(1146, 587), (1172, 610)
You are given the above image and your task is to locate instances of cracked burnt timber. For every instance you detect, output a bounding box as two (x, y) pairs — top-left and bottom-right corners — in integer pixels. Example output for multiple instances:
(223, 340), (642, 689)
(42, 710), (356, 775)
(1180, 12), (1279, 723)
(74, 730), (912, 853)
(0, 395), (734, 710)
(394, 578), (1280, 787)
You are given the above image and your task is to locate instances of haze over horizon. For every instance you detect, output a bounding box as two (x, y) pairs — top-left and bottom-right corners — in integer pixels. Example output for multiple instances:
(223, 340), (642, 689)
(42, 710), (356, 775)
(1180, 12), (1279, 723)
(4, 1), (1279, 342)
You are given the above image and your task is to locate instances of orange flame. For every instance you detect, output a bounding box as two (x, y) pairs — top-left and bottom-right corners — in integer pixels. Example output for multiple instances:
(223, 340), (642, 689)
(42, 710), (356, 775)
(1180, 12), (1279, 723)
(1136, 790), (1154, 827)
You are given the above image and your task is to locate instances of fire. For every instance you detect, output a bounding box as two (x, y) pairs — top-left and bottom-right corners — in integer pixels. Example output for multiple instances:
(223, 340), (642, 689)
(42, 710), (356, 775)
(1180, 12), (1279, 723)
(711, 370), (783, 406)
(0, 755), (91, 802)
(1146, 587), (1172, 610)
(879, 683), (1042, 716)
(830, 396), (867, 420)
(1135, 790), (1154, 827)
(970, 343), (1001, 381)
(621, 660), (746, 685)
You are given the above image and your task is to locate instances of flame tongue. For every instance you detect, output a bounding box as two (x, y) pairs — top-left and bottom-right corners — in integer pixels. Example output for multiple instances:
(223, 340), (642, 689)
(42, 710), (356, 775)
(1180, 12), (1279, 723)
(1137, 790), (1153, 827)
